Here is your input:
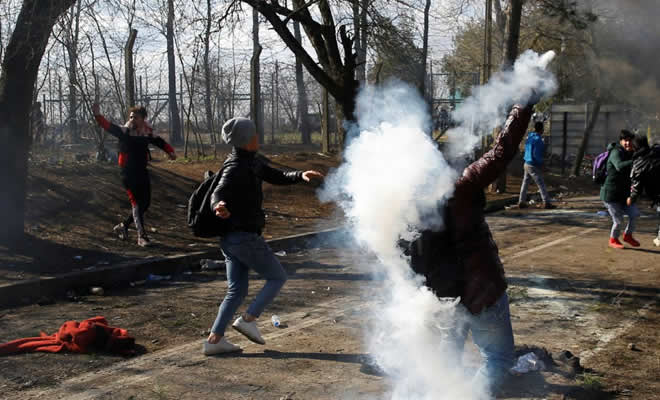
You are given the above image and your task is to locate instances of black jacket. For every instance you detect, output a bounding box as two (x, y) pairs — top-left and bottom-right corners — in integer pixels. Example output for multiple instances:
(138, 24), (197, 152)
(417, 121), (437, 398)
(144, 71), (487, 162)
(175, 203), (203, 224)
(210, 148), (303, 234)
(630, 144), (660, 206)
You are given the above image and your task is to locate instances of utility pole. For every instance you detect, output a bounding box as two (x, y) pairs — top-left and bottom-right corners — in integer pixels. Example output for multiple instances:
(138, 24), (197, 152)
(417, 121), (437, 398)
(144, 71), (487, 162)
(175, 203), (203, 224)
(483, 0), (492, 85)
(481, 0), (493, 155)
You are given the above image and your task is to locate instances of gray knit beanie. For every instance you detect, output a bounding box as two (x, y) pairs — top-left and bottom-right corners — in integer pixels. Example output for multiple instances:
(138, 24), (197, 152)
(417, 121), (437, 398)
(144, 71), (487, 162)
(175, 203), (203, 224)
(222, 117), (256, 147)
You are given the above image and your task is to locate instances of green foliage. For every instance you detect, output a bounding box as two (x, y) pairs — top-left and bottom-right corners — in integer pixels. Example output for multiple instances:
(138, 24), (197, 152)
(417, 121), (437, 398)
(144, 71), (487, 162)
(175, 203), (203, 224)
(576, 372), (604, 391)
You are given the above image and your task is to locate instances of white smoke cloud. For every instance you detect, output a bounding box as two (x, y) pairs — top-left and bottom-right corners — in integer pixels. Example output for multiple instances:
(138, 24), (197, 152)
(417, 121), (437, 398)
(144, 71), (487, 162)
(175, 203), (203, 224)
(448, 50), (557, 158)
(319, 51), (557, 399)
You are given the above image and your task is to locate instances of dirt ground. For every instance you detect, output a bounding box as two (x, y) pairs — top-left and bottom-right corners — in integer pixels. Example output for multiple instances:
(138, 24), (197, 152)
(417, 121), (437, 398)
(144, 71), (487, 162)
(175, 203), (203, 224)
(1, 143), (584, 286)
(2, 144), (658, 399)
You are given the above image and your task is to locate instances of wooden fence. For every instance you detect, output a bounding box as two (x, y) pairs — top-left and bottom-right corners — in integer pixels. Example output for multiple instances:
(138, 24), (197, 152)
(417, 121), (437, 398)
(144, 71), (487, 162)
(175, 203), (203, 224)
(548, 104), (632, 160)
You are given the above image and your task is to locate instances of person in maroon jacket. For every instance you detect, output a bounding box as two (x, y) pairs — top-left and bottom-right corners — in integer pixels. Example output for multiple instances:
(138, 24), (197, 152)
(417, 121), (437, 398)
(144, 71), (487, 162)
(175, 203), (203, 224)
(92, 103), (177, 247)
(410, 102), (535, 397)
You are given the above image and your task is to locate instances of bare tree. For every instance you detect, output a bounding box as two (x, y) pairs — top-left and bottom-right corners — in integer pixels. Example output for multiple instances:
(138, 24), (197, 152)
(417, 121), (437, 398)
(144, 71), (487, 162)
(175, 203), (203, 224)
(293, 21), (311, 144)
(0, 0), (77, 246)
(250, 7), (264, 143)
(242, 0), (358, 146)
(166, 0), (183, 144)
(491, 0), (523, 194)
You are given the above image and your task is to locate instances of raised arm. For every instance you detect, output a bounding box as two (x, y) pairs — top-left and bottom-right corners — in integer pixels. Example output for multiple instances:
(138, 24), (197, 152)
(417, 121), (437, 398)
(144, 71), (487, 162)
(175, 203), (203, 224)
(456, 104), (533, 194)
(92, 103), (126, 139)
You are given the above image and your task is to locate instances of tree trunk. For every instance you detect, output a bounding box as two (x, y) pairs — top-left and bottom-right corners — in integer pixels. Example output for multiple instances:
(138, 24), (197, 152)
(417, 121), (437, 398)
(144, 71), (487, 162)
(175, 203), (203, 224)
(166, 0), (182, 144)
(419, 0), (431, 97)
(293, 21), (311, 144)
(572, 100), (602, 177)
(250, 8), (264, 143)
(67, 0), (82, 143)
(491, 0), (523, 194)
(203, 0), (216, 149)
(124, 28), (137, 107)
(0, 0), (76, 246)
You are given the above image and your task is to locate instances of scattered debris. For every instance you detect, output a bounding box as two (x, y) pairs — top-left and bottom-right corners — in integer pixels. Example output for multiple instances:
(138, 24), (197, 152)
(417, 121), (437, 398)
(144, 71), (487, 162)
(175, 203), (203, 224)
(73, 255), (83, 260)
(183, 271), (193, 275)
(89, 287), (104, 296)
(200, 259), (223, 270)
(129, 280), (146, 287)
(151, 339), (159, 344)
(83, 266), (96, 271)
(275, 250), (287, 257)
(510, 352), (546, 374)
(150, 227), (158, 233)
(146, 274), (171, 281)
(597, 210), (608, 216)
(37, 297), (55, 306)
(627, 343), (640, 351)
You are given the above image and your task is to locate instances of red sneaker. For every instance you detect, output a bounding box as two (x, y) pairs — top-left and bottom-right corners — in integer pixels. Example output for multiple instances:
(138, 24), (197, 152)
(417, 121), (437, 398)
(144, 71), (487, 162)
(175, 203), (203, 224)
(609, 237), (625, 249)
(623, 233), (640, 247)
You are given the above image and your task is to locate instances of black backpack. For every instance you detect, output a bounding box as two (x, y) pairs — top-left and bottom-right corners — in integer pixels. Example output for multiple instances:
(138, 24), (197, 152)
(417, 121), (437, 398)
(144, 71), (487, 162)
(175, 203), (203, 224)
(187, 168), (229, 237)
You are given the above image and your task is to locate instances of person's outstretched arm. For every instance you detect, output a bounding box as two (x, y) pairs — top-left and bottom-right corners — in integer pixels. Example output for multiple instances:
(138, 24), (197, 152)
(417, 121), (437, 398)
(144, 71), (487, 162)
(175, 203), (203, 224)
(148, 135), (177, 160)
(92, 103), (127, 139)
(255, 157), (323, 185)
(456, 104), (533, 194)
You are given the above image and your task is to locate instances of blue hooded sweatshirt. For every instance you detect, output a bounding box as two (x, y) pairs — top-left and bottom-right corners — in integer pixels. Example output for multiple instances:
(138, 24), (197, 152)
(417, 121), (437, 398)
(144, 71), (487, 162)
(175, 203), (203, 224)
(523, 131), (545, 167)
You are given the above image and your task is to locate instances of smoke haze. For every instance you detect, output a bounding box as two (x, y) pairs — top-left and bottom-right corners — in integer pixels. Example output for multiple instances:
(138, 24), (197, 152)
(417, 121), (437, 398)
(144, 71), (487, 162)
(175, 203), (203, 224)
(319, 51), (556, 399)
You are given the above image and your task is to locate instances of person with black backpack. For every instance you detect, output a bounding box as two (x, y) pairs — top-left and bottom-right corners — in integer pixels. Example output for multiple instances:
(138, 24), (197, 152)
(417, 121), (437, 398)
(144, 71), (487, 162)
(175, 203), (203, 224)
(600, 129), (639, 249)
(628, 135), (660, 247)
(203, 117), (323, 355)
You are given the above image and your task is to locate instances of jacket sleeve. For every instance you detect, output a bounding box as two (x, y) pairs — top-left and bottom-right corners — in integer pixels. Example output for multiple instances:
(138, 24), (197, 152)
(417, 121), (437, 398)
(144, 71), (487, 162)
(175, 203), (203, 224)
(95, 115), (127, 139)
(629, 158), (644, 202)
(255, 159), (303, 185)
(608, 148), (633, 171)
(455, 104), (533, 194)
(210, 165), (240, 210)
(148, 135), (176, 155)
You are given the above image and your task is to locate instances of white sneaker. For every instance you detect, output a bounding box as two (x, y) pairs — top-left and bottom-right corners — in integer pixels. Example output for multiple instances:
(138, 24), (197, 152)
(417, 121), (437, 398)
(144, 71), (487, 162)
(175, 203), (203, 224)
(203, 337), (241, 355)
(654, 237), (660, 247)
(232, 316), (265, 345)
(137, 236), (151, 247)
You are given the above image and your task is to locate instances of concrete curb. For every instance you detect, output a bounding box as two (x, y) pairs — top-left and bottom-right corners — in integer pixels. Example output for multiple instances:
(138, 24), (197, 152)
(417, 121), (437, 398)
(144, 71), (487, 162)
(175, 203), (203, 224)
(0, 191), (559, 309)
(0, 227), (344, 309)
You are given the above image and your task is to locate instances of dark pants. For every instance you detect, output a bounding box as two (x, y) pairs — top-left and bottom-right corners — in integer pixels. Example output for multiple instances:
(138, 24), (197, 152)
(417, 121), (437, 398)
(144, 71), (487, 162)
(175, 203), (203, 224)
(121, 170), (151, 234)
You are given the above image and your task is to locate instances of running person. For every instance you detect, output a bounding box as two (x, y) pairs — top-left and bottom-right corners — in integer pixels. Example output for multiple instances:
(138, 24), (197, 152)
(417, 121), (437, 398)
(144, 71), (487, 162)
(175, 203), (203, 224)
(92, 103), (177, 247)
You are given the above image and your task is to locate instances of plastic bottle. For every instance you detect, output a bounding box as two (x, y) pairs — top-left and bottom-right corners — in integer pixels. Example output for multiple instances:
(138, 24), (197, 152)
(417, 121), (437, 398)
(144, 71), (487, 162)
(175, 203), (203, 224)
(271, 315), (281, 327)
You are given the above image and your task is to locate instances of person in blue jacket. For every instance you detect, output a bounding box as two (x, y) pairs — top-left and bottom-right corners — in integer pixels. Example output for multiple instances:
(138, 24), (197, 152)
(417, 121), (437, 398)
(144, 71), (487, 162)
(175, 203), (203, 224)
(518, 121), (555, 209)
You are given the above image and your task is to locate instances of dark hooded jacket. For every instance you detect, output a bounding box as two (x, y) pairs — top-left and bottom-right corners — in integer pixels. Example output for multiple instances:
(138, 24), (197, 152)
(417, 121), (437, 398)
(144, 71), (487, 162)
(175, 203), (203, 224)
(630, 143), (660, 206)
(410, 104), (533, 315)
(210, 147), (303, 235)
(600, 142), (633, 204)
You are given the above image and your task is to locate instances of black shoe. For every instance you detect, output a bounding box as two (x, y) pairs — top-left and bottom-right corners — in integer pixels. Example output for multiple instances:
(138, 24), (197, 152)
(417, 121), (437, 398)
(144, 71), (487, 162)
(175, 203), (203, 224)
(517, 202), (528, 209)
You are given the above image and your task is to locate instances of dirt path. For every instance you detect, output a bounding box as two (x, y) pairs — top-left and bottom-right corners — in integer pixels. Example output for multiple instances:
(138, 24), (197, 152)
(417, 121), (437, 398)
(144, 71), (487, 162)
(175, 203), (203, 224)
(1, 197), (658, 399)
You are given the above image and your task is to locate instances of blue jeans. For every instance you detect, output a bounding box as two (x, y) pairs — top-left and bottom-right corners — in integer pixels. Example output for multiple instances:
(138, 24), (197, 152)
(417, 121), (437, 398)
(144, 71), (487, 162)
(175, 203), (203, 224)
(210, 231), (287, 335)
(604, 201), (640, 238)
(447, 293), (514, 397)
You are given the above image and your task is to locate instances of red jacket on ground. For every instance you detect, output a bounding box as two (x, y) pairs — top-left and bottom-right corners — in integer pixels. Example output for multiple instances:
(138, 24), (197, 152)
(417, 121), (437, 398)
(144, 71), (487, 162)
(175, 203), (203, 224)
(0, 316), (135, 355)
